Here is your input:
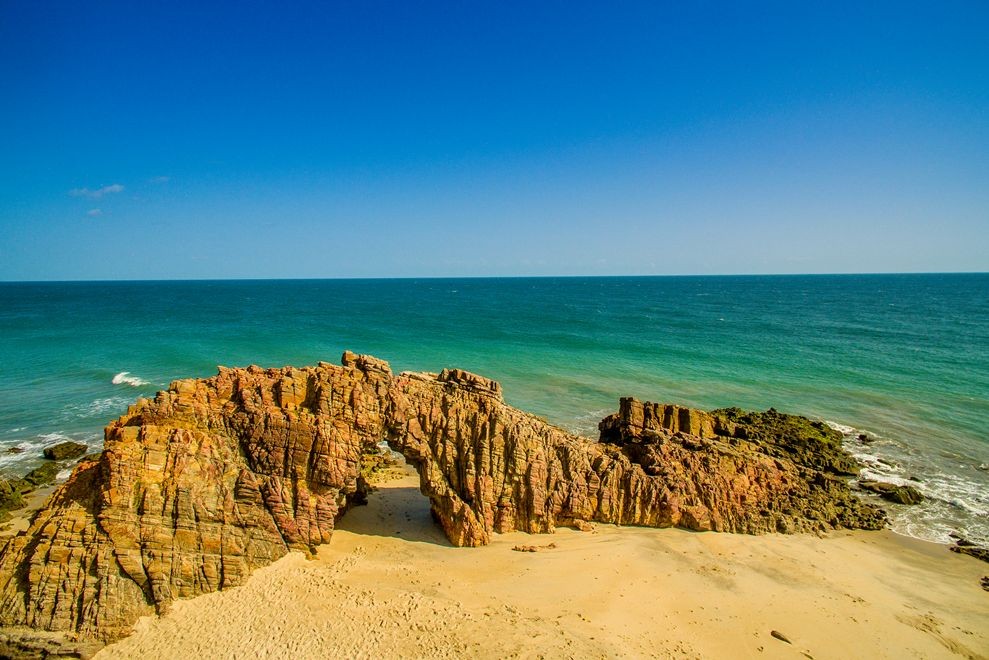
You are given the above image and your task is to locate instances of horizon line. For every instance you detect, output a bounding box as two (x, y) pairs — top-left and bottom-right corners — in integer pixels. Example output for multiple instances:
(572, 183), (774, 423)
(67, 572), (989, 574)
(1, 270), (987, 284)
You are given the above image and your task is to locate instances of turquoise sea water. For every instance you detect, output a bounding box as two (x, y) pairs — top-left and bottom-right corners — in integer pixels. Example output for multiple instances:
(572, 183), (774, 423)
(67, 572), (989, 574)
(1, 275), (987, 544)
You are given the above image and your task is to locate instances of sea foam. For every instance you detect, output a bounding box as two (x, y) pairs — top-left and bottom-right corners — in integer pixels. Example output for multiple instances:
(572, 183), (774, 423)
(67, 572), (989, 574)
(827, 420), (989, 545)
(0, 432), (100, 473)
(63, 397), (133, 419)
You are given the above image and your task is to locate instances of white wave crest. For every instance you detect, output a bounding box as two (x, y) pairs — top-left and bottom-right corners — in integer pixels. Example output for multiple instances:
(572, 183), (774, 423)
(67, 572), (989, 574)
(0, 440), (42, 468)
(824, 420), (858, 436)
(38, 432), (73, 443)
(112, 372), (149, 387)
(1, 432), (98, 471)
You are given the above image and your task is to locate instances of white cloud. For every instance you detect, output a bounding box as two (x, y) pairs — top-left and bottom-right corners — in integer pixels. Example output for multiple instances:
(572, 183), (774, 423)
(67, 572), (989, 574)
(69, 183), (125, 199)
(150, 175), (170, 184)
(86, 208), (103, 217)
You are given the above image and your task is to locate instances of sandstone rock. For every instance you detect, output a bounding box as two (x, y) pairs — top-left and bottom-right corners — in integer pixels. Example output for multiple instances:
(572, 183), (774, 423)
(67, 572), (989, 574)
(0, 352), (884, 644)
(858, 480), (924, 505)
(598, 398), (885, 533)
(436, 368), (502, 398)
(42, 441), (87, 461)
(600, 400), (860, 475)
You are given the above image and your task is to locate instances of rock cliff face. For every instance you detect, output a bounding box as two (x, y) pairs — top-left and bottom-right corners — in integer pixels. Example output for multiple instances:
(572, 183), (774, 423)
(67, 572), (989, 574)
(597, 398), (884, 533)
(0, 352), (884, 643)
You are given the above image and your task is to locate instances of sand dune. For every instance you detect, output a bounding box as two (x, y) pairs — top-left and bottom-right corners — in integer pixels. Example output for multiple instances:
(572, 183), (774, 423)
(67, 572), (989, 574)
(97, 465), (988, 659)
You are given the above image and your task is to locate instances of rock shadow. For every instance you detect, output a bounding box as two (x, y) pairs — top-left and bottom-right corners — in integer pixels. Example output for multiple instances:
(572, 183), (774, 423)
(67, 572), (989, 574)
(337, 484), (453, 547)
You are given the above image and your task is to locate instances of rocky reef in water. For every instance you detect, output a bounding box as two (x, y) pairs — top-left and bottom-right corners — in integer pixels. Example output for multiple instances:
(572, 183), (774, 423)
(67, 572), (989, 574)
(0, 352), (884, 646)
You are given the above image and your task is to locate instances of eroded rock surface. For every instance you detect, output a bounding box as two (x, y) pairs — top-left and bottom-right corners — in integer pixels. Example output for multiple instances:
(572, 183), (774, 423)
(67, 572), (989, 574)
(597, 398), (885, 533)
(0, 352), (884, 644)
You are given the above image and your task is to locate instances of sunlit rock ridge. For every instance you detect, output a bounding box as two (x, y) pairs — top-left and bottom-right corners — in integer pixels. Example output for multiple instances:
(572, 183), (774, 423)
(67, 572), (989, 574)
(0, 352), (884, 642)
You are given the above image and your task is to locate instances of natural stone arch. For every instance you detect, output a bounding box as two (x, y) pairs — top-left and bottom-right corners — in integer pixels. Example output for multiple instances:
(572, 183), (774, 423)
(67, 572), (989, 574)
(0, 351), (882, 644)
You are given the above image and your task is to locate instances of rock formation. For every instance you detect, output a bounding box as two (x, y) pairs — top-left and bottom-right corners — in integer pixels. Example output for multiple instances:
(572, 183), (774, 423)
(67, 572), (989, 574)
(42, 441), (88, 462)
(858, 480), (924, 505)
(0, 352), (884, 645)
(596, 398), (885, 534)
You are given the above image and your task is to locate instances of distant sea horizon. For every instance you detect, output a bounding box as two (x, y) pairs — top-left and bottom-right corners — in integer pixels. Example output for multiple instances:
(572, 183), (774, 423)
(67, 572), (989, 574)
(1, 273), (986, 545)
(3, 270), (987, 284)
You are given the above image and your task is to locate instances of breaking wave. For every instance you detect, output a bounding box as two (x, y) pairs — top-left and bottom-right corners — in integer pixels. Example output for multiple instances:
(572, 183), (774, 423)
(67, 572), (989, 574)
(826, 420), (989, 546)
(0, 432), (100, 473)
(112, 372), (150, 387)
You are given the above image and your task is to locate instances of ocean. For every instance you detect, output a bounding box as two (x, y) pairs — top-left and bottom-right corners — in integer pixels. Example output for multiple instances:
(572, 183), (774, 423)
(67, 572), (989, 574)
(1, 274), (986, 544)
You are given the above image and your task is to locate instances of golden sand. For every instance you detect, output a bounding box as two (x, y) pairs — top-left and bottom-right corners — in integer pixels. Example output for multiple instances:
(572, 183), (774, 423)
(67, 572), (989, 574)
(96, 465), (988, 659)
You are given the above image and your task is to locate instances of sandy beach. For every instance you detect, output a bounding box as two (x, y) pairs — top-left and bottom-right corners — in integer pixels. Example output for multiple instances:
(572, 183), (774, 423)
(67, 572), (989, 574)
(94, 464), (988, 660)
(4, 4), (987, 657)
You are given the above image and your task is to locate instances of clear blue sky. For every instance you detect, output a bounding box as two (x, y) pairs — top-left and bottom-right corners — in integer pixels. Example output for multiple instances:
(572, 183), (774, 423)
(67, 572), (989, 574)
(1, 1), (987, 280)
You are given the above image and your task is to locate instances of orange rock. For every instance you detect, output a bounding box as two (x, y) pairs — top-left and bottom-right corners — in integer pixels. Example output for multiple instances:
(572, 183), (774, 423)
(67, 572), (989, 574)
(0, 352), (884, 645)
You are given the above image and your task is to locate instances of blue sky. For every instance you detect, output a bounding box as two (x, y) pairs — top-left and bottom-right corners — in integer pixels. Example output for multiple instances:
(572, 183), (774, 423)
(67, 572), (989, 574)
(1, 1), (987, 280)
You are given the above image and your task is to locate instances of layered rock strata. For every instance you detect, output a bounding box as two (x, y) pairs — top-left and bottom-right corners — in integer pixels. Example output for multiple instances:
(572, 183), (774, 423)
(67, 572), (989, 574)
(597, 398), (885, 533)
(0, 352), (884, 643)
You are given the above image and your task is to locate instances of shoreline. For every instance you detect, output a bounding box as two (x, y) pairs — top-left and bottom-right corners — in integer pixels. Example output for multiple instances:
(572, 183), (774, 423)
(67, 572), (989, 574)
(0, 358), (984, 659)
(94, 466), (989, 659)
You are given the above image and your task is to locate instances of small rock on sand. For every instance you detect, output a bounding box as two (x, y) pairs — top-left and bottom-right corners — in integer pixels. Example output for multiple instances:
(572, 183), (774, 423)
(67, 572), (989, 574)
(512, 543), (557, 553)
(771, 630), (792, 644)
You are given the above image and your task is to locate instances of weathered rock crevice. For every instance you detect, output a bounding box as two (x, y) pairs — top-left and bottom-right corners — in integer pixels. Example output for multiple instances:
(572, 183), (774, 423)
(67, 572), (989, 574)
(0, 351), (884, 644)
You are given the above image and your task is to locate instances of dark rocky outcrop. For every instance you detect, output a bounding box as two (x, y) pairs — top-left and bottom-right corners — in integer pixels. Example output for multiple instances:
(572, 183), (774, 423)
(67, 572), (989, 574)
(950, 539), (989, 563)
(21, 463), (60, 488)
(858, 480), (924, 505)
(0, 352), (884, 644)
(0, 480), (27, 523)
(0, 628), (102, 659)
(42, 442), (87, 461)
(709, 406), (860, 476)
